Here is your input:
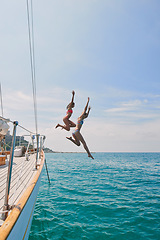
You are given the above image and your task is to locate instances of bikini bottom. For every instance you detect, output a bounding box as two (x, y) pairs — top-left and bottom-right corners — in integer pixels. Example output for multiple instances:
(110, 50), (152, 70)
(72, 129), (79, 135)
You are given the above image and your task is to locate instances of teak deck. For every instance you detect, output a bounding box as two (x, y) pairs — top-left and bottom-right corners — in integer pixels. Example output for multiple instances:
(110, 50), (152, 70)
(0, 153), (38, 220)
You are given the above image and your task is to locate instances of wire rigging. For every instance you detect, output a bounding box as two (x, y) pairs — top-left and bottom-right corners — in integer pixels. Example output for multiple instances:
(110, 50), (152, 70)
(26, 0), (38, 136)
(0, 83), (4, 117)
(0, 115), (36, 135)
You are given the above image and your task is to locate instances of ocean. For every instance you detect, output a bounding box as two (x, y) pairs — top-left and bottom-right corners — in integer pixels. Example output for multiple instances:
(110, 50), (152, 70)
(28, 152), (160, 240)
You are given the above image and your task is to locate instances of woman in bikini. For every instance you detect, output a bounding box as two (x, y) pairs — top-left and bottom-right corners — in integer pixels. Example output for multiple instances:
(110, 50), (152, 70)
(55, 91), (76, 131)
(66, 97), (94, 159)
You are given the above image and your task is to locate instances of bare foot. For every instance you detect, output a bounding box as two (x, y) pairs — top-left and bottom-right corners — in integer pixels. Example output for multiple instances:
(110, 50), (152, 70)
(88, 154), (94, 159)
(66, 137), (72, 141)
(55, 124), (60, 129)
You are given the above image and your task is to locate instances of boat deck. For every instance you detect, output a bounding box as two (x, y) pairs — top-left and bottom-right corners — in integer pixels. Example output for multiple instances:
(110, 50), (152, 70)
(0, 153), (39, 221)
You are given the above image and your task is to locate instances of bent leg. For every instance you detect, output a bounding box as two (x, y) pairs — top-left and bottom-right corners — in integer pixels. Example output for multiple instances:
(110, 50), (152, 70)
(55, 118), (70, 131)
(63, 118), (71, 131)
(72, 133), (81, 146)
(55, 123), (70, 131)
(68, 120), (76, 128)
(66, 130), (81, 146)
(66, 134), (80, 146)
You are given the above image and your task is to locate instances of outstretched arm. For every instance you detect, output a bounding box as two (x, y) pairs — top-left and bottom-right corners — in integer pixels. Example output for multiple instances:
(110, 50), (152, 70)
(84, 97), (90, 113)
(71, 90), (75, 104)
(79, 97), (90, 118)
(87, 106), (91, 116)
(67, 91), (75, 110)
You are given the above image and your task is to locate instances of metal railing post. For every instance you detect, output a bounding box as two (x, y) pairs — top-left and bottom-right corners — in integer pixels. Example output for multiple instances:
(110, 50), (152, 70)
(32, 135), (35, 152)
(39, 136), (42, 159)
(36, 134), (39, 169)
(2, 121), (18, 220)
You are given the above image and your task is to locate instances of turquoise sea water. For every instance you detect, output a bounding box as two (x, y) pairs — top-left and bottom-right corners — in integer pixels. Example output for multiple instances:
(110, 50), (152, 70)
(29, 152), (160, 240)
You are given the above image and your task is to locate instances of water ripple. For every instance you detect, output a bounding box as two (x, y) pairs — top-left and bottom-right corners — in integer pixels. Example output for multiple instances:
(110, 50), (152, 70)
(29, 153), (160, 240)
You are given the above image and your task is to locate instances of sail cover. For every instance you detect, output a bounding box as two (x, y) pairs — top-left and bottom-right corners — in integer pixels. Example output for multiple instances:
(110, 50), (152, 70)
(0, 119), (9, 136)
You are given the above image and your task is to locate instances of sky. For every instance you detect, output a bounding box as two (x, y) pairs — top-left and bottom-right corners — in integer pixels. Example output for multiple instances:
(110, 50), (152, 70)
(0, 0), (160, 152)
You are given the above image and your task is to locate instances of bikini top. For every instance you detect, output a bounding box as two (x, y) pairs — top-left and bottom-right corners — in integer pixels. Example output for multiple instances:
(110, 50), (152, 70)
(77, 120), (84, 125)
(67, 109), (73, 114)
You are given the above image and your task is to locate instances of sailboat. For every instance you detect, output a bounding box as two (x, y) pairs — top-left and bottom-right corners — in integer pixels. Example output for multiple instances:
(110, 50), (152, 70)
(0, 1), (47, 239)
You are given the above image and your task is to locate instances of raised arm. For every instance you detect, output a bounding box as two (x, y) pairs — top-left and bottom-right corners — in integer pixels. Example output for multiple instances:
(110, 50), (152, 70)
(71, 90), (75, 104)
(67, 91), (75, 110)
(87, 106), (91, 116)
(79, 97), (90, 118)
(84, 97), (90, 113)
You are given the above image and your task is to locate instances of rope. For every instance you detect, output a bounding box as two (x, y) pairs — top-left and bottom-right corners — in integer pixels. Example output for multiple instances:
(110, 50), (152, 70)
(45, 158), (51, 184)
(18, 124), (35, 135)
(26, 0), (38, 136)
(0, 115), (36, 135)
(0, 116), (13, 123)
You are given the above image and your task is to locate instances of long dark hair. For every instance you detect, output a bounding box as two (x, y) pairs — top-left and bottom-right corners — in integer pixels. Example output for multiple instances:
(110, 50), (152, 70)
(66, 102), (75, 109)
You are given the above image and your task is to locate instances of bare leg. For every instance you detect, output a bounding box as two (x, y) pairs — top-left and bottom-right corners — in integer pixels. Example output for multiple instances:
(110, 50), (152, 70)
(66, 134), (80, 146)
(55, 123), (61, 129)
(55, 123), (70, 131)
(81, 141), (94, 159)
(68, 131), (94, 159)
(77, 132), (94, 159)
(68, 120), (76, 128)
(55, 118), (71, 131)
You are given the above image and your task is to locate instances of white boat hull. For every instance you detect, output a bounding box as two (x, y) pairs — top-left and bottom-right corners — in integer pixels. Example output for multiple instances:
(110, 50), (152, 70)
(7, 171), (42, 240)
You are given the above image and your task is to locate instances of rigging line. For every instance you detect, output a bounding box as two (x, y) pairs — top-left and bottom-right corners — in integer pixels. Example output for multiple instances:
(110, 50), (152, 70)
(26, 0), (38, 136)
(26, 0), (38, 135)
(0, 83), (4, 117)
(30, 0), (38, 134)
(0, 115), (36, 135)
(0, 116), (13, 124)
(18, 124), (36, 135)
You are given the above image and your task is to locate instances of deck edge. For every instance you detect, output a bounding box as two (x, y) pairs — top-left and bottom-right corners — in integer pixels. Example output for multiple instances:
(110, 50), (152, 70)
(0, 151), (45, 240)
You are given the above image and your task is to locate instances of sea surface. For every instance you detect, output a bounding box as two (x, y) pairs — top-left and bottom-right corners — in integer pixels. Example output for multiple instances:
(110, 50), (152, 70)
(29, 152), (160, 240)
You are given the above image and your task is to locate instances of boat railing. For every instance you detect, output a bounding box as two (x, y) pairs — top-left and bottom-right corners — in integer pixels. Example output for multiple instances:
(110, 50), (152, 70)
(0, 116), (46, 221)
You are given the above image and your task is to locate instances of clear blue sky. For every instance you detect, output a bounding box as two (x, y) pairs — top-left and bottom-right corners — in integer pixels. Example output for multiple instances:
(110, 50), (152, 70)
(0, 0), (160, 152)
